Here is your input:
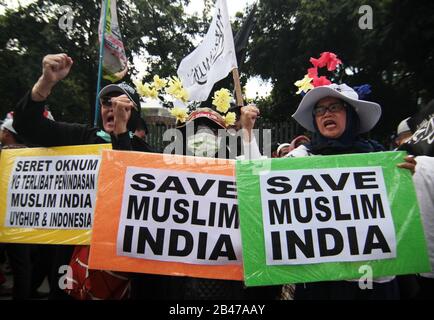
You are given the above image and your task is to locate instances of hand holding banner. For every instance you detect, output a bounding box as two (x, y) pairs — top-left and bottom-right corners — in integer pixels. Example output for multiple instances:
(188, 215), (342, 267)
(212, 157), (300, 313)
(89, 151), (243, 281)
(236, 151), (430, 286)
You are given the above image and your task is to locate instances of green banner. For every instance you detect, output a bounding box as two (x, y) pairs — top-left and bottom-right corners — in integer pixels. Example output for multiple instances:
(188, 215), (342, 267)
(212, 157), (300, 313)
(236, 151), (430, 286)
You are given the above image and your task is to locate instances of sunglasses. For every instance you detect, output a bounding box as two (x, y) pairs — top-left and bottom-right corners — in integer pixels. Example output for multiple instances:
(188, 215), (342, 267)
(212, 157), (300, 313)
(100, 95), (138, 110)
(313, 102), (346, 117)
(100, 96), (114, 108)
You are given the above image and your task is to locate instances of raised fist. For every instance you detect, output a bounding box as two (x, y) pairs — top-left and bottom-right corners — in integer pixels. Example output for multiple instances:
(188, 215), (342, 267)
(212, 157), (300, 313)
(112, 95), (135, 135)
(240, 103), (260, 133)
(32, 53), (74, 101)
(41, 53), (73, 84)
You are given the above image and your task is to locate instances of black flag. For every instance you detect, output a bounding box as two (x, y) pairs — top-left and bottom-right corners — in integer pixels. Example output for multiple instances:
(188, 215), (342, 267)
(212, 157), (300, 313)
(234, 3), (257, 69)
(399, 99), (434, 156)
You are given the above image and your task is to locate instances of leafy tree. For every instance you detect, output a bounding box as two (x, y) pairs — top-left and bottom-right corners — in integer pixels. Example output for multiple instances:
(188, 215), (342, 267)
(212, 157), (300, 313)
(245, 0), (434, 140)
(0, 0), (201, 124)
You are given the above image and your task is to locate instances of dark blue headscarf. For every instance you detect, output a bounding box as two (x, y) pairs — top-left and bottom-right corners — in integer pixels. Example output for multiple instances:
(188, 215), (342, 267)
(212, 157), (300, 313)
(306, 102), (385, 155)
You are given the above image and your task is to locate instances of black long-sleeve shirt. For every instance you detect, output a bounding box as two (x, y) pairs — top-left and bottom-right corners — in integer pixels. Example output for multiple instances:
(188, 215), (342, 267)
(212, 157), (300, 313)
(13, 91), (153, 153)
(14, 91), (106, 147)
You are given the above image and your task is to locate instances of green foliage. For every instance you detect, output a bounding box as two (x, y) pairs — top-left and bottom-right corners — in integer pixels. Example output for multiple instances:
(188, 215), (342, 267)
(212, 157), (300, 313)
(0, 0), (200, 124)
(246, 0), (434, 139)
(1, 0), (433, 142)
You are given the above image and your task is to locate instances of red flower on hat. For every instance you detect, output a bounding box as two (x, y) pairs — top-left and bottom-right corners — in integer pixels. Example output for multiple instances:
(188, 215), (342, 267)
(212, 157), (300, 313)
(310, 52), (342, 71)
(295, 52), (342, 94)
(312, 76), (332, 87)
(310, 56), (326, 69)
(307, 67), (318, 78)
(326, 53), (342, 71)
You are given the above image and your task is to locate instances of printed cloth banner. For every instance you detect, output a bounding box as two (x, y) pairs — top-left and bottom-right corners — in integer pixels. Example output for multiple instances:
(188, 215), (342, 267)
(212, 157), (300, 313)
(236, 151), (430, 286)
(89, 151), (243, 281)
(177, 0), (237, 102)
(401, 100), (434, 156)
(0, 144), (111, 245)
(99, 0), (128, 82)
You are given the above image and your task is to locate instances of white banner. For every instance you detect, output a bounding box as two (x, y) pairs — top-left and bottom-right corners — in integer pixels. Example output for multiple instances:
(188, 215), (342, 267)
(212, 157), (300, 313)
(117, 167), (242, 265)
(177, 0), (238, 102)
(259, 167), (397, 266)
(6, 156), (101, 230)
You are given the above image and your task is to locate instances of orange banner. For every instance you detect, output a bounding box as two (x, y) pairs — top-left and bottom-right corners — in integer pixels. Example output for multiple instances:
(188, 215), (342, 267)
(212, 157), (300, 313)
(88, 150), (243, 281)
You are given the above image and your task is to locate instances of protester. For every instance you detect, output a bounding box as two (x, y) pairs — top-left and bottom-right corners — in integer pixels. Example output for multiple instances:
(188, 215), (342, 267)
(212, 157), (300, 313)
(392, 118), (421, 299)
(177, 107), (231, 158)
(112, 102), (281, 299)
(14, 54), (142, 147)
(0, 119), (24, 148)
(0, 268), (9, 296)
(131, 118), (155, 152)
(174, 107), (280, 299)
(289, 135), (310, 151)
(395, 117), (434, 300)
(241, 83), (401, 300)
(411, 155), (434, 299)
(134, 120), (147, 140)
(0, 119), (32, 300)
(395, 117), (412, 148)
(13, 53), (146, 299)
(274, 136), (311, 158)
(132, 117), (154, 152)
(0, 118), (50, 299)
(271, 142), (281, 158)
(276, 143), (291, 158)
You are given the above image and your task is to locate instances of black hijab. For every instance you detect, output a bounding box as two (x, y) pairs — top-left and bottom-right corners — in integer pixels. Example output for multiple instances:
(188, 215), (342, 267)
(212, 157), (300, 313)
(306, 102), (385, 155)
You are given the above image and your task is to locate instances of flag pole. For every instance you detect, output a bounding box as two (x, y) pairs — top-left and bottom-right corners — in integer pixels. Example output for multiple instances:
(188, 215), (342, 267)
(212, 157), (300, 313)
(232, 68), (244, 107)
(94, 0), (109, 127)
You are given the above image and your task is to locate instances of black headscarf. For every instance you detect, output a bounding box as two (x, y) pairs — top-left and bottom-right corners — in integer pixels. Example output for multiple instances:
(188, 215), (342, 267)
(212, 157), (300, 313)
(306, 102), (385, 155)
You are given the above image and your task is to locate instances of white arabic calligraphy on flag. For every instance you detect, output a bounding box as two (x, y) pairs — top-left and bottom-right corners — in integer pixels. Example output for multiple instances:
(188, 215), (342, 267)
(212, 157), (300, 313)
(177, 0), (238, 102)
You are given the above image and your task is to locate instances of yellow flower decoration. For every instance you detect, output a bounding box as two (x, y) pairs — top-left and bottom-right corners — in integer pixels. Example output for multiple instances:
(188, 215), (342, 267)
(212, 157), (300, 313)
(294, 75), (314, 95)
(152, 75), (167, 91)
(177, 88), (189, 103)
(212, 88), (232, 113)
(224, 112), (236, 126)
(148, 87), (159, 99)
(133, 80), (150, 97)
(166, 76), (189, 103)
(170, 106), (188, 123)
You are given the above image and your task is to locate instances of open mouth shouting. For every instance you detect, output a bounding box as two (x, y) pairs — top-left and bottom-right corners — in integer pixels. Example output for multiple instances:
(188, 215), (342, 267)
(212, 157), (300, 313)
(323, 118), (337, 130)
(102, 112), (115, 133)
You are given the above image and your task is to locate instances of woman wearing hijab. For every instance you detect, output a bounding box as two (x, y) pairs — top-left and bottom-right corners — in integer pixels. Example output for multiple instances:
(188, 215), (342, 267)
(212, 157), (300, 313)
(241, 83), (400, 300)
(289, 83), (385, 157)
(112, 104), (281, 299)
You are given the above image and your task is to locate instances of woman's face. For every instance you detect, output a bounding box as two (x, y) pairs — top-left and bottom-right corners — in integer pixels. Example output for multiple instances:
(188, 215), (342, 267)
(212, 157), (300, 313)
(100, 93), (120, 133)
(314, 97), (347, 139)
(186, 124), (221, 157)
